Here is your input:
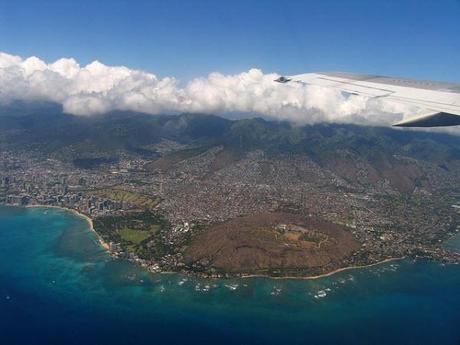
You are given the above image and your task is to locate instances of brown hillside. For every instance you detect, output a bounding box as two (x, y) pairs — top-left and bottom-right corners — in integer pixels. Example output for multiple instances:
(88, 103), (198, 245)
(184, 212), (359, 275)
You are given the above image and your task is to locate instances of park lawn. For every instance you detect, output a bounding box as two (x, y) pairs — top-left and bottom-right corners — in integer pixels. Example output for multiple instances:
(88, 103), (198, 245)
(91, 188), (160, 208)
(149, 224), (161, 233)
(118, 228), (152, 245)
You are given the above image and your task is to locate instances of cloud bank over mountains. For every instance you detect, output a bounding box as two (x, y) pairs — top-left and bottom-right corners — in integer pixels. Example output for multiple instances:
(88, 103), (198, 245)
(0, 52), (415, 125)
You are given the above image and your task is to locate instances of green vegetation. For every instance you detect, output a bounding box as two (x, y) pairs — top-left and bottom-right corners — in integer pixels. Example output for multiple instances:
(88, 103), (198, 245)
(2, 110), (459, 167)
(118, 223), (161, 244)
(322, 213), (356, 228)
(89, 188), (160, 208)
(118, 228), (151, 244)
(146, 146), (211, 171)
(93, 210), (170, 259)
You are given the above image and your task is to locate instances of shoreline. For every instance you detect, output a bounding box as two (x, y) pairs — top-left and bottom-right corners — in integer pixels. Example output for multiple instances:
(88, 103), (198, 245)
(238, 257), (404, 281)
(24, 204), (110, 251)
(3, 204), (404, 281)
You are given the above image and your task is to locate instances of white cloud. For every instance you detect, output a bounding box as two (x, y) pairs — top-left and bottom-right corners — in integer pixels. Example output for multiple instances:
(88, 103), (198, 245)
(0, 52), (418, 125)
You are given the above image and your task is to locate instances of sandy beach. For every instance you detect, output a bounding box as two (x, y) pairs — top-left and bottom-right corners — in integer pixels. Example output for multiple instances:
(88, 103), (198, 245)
(20, 204), (401, 280)
(25, 204), (110, 251)
(239, 257), (404, 281)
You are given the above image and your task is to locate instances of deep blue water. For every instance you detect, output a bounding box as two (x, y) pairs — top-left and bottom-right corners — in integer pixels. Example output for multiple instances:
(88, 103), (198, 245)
(0, 205), (459, 345)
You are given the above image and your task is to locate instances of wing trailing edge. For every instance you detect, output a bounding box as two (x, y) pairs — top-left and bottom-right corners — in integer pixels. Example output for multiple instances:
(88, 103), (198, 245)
(393, 112), (460, 127)
(276, 72), (460, 127)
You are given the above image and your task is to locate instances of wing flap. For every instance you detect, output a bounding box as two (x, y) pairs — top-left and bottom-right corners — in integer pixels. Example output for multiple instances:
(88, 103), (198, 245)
(393, 112), (460, 127)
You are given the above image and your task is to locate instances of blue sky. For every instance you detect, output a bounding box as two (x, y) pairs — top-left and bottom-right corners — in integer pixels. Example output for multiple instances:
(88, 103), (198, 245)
(1, 0), (459, 81)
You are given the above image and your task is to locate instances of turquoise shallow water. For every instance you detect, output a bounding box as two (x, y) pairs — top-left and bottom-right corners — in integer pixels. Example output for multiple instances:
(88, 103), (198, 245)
(0, 205), (460, 345)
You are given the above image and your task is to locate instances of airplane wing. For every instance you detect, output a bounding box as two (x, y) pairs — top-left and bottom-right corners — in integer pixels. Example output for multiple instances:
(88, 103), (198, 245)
(275, 72), (460, 127)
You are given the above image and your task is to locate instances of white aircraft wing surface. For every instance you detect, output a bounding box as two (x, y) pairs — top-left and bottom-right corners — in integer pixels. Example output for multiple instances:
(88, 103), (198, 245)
(276, 72), (460, 127)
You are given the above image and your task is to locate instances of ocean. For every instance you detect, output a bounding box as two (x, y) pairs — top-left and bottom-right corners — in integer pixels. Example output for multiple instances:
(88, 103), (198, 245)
(0, 205), (459, 345)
